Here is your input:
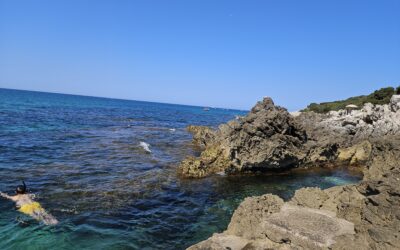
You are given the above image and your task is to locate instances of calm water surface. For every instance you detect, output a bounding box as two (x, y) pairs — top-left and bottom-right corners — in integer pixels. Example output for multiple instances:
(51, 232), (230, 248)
(0, 89), (361, 249)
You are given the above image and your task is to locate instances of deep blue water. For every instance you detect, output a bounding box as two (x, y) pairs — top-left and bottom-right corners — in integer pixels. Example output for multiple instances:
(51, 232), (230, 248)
(0, 88), (361, 249)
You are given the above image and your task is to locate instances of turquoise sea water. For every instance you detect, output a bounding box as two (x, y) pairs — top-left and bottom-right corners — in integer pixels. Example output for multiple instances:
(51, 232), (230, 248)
(0, 88), (362, 249)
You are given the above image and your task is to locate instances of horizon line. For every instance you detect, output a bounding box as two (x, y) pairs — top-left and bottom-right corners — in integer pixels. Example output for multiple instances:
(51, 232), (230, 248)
(0, 87), (249, 112)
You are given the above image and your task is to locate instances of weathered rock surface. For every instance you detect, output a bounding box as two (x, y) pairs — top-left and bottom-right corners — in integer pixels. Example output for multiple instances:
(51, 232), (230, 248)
(222, 97), (307, 172)
(188, 137), (400, 249)
(180, 97), (308, 177)
(337, 140), (372, 165)
(177, 145), (230, 178)
(263, 204), (355, 249)
(183, 95), (400, 248)
(179, 95), (400, 178)
(183, 94), (400, 249)
(186, 125), (216, 148)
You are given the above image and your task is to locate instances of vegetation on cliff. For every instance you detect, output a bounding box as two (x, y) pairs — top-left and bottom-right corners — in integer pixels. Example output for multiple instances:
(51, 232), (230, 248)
(303, 86), (399, 113)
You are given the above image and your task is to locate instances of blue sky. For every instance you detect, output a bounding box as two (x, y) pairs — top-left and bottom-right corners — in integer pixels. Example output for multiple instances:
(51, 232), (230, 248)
(0, 0), (399, 110)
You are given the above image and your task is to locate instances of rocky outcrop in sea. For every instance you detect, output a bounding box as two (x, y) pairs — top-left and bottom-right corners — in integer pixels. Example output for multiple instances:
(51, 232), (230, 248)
(178, 97), (308, 177)
(179, 95), (400, 178)
(182, 95), (400, 249)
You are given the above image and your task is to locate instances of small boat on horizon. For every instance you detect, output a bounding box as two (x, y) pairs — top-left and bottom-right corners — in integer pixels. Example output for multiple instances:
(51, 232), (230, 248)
(203, 107), (210, 111)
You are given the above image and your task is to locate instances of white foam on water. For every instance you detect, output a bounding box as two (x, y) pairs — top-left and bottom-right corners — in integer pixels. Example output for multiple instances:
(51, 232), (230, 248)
(139, 141), (152, 153)
(169, 128), (176, 132)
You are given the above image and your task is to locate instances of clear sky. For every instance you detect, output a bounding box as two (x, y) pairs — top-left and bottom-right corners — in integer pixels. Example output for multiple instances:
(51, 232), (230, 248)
(0, 0), (399, 110)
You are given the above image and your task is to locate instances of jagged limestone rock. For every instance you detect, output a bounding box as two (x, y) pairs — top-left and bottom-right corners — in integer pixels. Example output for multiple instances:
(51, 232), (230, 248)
(183, 96), (400, 248)
(181, 95), (400, 178)
(179, 97), (307, 177)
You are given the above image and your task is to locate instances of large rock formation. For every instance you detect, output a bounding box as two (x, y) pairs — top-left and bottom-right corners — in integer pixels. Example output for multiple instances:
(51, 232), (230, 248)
(179, 95), (400, 178)
(183, 95), (400, 249)
(188, 137), (400, 249)
(179, 97), (308, 177)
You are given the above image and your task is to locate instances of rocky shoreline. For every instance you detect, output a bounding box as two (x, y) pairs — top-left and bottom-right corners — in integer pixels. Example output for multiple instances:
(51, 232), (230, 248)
(181, 95), (400, 249)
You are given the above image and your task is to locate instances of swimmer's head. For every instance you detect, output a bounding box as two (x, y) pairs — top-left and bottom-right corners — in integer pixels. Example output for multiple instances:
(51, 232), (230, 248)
(16, 181), (26, 194)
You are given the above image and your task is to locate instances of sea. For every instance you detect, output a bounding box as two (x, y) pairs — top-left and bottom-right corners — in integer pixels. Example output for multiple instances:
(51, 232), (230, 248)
(0, 88), (362, 249)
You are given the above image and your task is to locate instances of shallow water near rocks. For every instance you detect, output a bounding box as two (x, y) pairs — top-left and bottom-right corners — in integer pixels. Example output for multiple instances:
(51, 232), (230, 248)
(0, 89), (362, 249)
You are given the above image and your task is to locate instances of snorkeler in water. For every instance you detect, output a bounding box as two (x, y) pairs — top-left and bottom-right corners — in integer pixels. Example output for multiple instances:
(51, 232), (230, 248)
(0, 181), (58, 225)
